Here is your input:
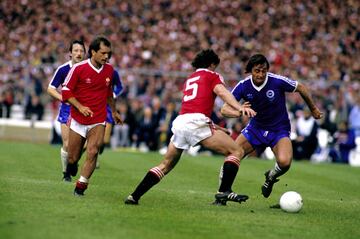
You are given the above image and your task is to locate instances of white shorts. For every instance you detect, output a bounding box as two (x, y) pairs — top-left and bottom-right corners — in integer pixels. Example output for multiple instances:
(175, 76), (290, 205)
(69, 118), (106, 138)
(170, 113), (215, 150)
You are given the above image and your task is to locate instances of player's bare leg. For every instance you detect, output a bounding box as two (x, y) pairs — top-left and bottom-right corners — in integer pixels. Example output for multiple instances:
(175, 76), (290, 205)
(60, 124), (71, 181)
(97, 122), (112, 168)
(66, 129), (86, 178)
(201, 130), (248, 205)
(125, 142), (183, 204)
(74, 125), (105, 196)
(262, 137), (292, 198)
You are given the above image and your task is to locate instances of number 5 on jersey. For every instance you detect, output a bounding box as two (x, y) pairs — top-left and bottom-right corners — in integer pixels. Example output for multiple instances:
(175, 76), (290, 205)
(183, 76), (200, 102)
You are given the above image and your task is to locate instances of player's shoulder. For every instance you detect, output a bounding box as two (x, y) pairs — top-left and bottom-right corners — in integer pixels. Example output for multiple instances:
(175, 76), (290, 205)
(104, 62), (114, 70)
(268, 72), (297, 85)
(69, 60), (89, 72)
(234, 75), (251, 89)
(195, 68), (224, 83)
(55, 61), (72, 72)
(240, 75), (252, 84)
(195, 68), (218, 76)
(268, 72), (291, 81)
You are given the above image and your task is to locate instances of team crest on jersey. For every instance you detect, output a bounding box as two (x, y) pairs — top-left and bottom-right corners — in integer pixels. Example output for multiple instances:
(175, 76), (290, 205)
(246, 93), (253, 99)
(106, 77), (110, 86)
(85, 78), (91, 84)
(266, 90), (275, 101)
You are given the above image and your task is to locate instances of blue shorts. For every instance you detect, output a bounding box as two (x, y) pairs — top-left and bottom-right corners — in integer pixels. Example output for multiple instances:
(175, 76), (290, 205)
(57, 103), (70, 124)
(242, 123), (290, 155)
(106, 105), (114, 124)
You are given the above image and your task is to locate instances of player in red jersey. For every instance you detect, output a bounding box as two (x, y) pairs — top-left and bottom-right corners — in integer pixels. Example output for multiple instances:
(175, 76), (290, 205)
(124, 49), (256, 205)
(62, 36), (122, 196)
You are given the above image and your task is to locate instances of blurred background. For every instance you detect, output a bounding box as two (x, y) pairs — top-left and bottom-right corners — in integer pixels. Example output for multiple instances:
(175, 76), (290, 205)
(0, 0), (359, 164)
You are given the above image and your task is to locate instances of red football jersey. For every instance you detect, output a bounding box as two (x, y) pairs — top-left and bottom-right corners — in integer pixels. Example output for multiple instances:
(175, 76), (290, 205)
(62, 59), (113, 125)
(179, 69), (224, 117)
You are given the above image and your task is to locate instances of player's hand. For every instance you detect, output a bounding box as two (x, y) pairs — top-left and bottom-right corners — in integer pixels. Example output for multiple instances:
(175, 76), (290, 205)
(239, 105), (257, 117)
(311, 107), (323, 119)
(242, 101), (252, 108)
(79, 106), (93, 117)
(113, 112), (123, 125)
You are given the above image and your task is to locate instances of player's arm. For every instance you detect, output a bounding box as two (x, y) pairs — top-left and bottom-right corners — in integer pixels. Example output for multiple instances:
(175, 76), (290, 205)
(220, 102), (251, 118)
(62, 66), (93, 117)
(47, 68), (64, 101)
(66, 97), (93, 117)
(47, 86), (62, 101)
(112, 70), (123, 98)
(296, 83), (323, 119)
(213, 84), (256, 118)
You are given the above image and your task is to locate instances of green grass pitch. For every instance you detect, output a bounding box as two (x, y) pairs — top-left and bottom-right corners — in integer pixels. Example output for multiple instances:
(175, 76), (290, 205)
(0, 141), (359, 239)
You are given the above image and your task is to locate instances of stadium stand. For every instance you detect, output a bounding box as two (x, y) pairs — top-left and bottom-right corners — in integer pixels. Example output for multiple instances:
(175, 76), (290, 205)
(0, 1), (359, 162)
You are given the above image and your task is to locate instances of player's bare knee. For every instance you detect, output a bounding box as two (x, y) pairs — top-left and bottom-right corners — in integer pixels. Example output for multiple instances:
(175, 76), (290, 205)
(86, 146), (99, 159)
(230, 147), (244, 160)
(277, 156), (292, 167)
(67, 155), (76, 164)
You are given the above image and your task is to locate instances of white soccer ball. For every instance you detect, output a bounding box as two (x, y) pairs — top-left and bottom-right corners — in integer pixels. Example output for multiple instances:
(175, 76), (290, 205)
(279, 191), (303, 213)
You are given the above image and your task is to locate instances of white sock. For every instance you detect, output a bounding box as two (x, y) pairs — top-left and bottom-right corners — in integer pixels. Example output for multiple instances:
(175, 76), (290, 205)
(218, 165), (224, 188)
(79, 175), (89, 184)
(60, 147), (68, 173)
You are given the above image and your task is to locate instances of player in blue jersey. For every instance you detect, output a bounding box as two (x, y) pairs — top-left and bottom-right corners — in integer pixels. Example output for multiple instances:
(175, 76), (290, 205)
(221, 54), (323, 198)
(96, 69), (123, 168)
(47, 40), (86, 181)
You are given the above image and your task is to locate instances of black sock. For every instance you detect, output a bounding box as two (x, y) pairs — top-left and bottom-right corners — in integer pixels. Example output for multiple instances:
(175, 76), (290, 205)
(218, 161), (239, 192)
(132, 167), (164, 201)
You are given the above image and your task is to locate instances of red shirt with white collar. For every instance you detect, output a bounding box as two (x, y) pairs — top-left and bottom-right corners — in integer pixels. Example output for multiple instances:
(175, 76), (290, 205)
(62, 59), (114, 125)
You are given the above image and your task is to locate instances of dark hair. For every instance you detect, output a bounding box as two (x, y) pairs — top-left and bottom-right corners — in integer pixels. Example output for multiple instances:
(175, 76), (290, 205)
(191, 49), (220, 69)
(245, 54), (270, 73)
(88, 36), (111, 58)
(69, 40), (86, 52)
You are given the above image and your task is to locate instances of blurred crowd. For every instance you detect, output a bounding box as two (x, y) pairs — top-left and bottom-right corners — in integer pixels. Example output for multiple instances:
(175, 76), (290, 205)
(1, 0), (359, 163)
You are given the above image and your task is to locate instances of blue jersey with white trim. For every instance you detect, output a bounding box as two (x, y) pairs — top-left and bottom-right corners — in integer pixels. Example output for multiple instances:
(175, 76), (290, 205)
(49, 61), (72, 123)
(106, 69), (123, 123)
(49, 61), (72, 89)
(232, 72), (298, 131)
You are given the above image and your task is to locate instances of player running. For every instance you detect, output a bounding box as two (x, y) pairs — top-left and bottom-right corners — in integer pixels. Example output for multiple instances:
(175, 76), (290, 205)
(47, 40), (86, 182)
(62, 36), (122, 196)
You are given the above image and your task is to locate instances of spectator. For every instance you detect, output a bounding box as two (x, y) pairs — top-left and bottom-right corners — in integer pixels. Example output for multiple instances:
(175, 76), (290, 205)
(25, 95), (44, 120)
(349, 94), (360, 137)
(292, 109), (319, 160)
(151, 96), (166, 149)
(2, 90), (14, 118)
(158, 101), (177, 149)
(111, 101), (136, 148)
(329, 121), (356, 164)
(134, 106), (157, 151)
(0, 0), (359, 156)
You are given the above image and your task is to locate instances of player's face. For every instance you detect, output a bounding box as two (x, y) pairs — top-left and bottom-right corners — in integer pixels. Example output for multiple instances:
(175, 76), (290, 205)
(251, 63), (268, 86)
(92, 42), (111, 67)
(71, 43), (85, 64)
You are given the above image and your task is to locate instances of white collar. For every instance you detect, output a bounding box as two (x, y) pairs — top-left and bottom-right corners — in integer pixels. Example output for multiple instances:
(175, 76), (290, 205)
(88, 59), (103, 73)
(250, 73), (268, 91)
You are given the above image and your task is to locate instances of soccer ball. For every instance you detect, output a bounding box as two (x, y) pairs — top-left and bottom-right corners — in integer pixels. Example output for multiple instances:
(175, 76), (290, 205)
(279, 191), (303, 213)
